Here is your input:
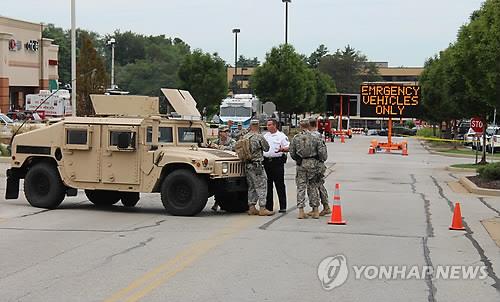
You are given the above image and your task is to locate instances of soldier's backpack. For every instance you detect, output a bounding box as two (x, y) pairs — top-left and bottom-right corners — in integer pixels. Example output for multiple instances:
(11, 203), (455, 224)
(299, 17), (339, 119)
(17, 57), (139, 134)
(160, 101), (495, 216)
(235, 134), (254, 161)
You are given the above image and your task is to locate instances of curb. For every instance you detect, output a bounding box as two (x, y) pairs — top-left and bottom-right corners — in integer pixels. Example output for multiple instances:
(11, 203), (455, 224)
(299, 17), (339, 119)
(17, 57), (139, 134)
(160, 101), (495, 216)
(459, 176), (500, 197)
(446, 166), (477, 173)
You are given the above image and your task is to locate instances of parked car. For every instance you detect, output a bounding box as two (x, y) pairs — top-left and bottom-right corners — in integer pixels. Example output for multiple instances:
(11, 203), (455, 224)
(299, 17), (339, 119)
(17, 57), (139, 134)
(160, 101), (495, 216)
(392, 126), (417, 136)
(366, 129), (379, 136)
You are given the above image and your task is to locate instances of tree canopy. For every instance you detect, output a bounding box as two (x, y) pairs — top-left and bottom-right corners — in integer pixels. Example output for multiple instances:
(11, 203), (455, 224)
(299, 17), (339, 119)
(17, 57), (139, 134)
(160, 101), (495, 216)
(318, 45), (380, 94)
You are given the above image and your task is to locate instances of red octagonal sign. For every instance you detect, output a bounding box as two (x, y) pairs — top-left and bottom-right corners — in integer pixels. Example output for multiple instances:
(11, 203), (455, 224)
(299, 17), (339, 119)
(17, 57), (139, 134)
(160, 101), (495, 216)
(471, 117), (484, 134)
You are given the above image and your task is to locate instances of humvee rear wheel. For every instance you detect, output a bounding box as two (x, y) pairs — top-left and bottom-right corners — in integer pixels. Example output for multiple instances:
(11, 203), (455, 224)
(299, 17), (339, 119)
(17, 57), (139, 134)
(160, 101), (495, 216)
(215, 191), (249, 213)
(24, 162), (66, 209)
(161, 170), (208, 216)
(121, 192), (140, 207)
(85, 190), (120, 206)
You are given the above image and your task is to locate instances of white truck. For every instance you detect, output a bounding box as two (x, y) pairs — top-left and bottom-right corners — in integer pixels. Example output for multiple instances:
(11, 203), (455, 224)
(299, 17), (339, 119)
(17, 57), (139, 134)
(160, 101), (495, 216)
(219, 94), (261, 127)
(25, 90), (73, 117)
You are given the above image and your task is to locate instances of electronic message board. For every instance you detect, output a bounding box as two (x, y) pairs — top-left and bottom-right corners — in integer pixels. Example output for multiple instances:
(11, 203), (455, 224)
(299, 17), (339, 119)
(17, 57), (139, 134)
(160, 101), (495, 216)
(360, 83), (421, 118)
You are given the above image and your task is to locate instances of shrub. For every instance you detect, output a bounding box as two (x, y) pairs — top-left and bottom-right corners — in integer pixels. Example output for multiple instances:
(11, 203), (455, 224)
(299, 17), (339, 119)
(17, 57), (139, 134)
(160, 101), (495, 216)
(477, 162), (500, 181)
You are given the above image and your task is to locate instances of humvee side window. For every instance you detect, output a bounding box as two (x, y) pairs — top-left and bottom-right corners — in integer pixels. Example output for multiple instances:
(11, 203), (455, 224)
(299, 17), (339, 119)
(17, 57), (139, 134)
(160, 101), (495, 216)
(67, 129), (87, 145)
(146, 127), (153, 143)
(178, 127), (203, 143)
(159, 127), (173, 143)
(146, 127), (173, 144)
(110, 131), (136, 149)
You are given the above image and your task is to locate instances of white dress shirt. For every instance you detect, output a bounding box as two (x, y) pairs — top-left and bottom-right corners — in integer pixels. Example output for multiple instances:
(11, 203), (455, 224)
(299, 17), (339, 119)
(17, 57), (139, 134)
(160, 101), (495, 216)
(263, 130), (290, 158)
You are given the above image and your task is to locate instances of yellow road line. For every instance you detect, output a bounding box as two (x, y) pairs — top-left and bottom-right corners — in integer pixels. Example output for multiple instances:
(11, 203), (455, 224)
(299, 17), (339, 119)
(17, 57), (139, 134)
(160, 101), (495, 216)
(104, 216), (255, 302)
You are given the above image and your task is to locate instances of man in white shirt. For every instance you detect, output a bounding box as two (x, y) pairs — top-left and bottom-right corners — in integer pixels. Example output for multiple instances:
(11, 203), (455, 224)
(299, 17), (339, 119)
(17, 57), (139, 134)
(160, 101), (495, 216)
(263, 119), (290, 213)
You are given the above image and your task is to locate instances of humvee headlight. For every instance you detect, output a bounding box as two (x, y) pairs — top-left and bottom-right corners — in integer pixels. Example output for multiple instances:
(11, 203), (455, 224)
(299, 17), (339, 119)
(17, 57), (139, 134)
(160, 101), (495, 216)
(222, 162), (229, 174)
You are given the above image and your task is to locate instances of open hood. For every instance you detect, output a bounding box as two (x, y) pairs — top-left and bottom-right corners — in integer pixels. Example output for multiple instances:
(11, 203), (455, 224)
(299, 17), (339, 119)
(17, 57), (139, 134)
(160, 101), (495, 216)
(161, 88), (201, 118)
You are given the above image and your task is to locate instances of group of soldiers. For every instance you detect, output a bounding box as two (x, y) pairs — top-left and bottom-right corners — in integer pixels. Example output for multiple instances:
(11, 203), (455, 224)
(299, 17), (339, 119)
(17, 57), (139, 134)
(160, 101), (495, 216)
(209, 117), (329, 219)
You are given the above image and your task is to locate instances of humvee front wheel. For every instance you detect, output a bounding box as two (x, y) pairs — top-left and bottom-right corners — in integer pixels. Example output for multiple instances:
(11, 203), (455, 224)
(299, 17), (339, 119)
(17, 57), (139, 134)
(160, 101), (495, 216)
(161, 170), (208, 216)
(215, 191), (249, 213)
(121, 192), (140, 207)
(85, 190), (120, 206)
(24, 162), (66, 209)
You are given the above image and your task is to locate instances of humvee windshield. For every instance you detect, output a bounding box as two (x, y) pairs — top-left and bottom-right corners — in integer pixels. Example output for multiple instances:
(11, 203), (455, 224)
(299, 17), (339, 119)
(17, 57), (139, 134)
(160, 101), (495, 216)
(178, 127), (203, 143)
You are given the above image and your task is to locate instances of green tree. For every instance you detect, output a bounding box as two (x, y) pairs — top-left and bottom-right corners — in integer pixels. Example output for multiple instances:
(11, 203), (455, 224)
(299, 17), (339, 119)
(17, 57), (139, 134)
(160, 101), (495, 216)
(236, 55), (260, 67)
(307, 44), (329, 68)
(178, 50), (228, 115)
(312, 69), (336, 112)
(252, 44), (316, 114)
(318, 45), (380, 93)
(76, 33), (108, 116)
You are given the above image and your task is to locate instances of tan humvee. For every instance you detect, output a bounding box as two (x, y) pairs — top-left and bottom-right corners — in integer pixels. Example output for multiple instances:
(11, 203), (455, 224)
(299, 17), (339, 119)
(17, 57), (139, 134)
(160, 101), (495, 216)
(5, 89), (248, 216)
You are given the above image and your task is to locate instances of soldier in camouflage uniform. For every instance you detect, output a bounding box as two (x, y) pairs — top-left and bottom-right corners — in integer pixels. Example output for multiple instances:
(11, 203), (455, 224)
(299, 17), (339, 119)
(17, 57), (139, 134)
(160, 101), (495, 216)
(309, 117), (331, 216)
(233, 122), (247, 141)
(211, 125), (236, 151)
(290, 119), (328, 219)
(244, 120), (275, 216)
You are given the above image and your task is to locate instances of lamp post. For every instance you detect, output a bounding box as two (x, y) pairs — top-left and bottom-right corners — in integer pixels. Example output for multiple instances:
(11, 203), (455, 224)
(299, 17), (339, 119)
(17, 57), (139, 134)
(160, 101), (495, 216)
(71, 0), (76, 116)
(232, 28), (240, 94)
(282, 0), (291, 44)
(107, 38), (116, 90)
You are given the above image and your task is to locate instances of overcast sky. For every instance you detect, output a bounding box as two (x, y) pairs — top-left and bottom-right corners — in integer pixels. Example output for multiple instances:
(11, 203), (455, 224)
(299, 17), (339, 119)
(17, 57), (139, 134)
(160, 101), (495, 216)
(2, 0), (484, 66)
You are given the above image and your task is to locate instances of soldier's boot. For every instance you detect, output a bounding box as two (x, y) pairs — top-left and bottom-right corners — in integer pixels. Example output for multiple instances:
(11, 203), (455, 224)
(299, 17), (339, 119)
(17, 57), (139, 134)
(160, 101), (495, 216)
(247, 205), (259, 215)
(259, 207), (275, 216)
(306, 209), (315, 217)
(298, 208), (307, 219)
(312, 207), (320, 219)
(319, 205), (331, 216)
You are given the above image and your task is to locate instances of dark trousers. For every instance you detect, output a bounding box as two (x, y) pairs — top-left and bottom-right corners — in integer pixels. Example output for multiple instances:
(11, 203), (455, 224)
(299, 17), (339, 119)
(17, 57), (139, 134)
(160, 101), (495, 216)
(263, 158), (287, 211)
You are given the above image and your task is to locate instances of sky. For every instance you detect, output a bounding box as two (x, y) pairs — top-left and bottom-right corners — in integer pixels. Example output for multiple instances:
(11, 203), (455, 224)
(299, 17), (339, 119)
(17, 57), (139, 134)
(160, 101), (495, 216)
(1, 0), (485, 67)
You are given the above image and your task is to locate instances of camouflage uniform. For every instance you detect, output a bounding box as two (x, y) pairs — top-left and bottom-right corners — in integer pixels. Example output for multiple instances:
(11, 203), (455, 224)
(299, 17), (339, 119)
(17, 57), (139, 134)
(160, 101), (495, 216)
(212, 137), (236, 151)
(243, 131), (270, 207)
(290, 129), (328, 209)
(234, 128), (248, 141)
(310, 130), (329, 208)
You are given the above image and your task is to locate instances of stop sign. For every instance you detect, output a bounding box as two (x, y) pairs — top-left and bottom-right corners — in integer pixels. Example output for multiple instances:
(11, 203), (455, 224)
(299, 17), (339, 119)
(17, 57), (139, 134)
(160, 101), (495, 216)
(471, 117), (484, 133)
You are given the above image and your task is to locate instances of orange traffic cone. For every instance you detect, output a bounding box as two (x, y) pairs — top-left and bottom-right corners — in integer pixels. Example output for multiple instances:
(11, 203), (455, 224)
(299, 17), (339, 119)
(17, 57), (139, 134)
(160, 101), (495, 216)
(341, 135), (345, 143)
(449, 202), (466, 231)
(402, 147), (408, 156)
(328, 184), (346, 225)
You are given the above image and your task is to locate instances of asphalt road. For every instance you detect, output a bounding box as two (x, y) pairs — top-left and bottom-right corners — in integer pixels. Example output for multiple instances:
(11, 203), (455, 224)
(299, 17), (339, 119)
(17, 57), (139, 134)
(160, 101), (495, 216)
(1, 136), (499, 302)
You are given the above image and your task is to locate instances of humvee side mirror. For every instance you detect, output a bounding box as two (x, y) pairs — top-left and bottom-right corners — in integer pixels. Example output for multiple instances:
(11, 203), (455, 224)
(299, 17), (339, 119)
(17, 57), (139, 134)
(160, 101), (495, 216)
(117, 132), (131, 149)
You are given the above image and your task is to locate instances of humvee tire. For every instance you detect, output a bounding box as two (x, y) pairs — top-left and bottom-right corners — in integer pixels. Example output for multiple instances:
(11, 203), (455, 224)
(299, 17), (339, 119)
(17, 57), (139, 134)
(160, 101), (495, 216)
(215, 191), (249, 213)
(121, 192), (140, 207)
(24, 162), (66, 209)
(161, 169), (208, 216)
(85, 190), (120, 206)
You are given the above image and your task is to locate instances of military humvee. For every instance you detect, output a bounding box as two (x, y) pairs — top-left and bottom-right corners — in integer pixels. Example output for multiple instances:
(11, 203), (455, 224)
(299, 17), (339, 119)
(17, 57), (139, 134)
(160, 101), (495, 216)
(5, 89), (248, 216)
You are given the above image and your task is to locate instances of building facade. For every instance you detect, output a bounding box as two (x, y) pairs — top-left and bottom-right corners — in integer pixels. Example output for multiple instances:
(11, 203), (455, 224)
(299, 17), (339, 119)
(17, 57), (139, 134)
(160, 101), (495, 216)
(0, 16), (59, 113)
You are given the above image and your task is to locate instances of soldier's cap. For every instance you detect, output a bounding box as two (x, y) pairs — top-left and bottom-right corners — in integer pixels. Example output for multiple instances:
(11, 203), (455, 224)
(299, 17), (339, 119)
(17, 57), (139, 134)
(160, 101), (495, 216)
(309, 116), (317, 123)
(299, 118), (310, 126)
(218, 125), (229, 132)
(237, 122), (243, 126)
(250, 119), (259, 126)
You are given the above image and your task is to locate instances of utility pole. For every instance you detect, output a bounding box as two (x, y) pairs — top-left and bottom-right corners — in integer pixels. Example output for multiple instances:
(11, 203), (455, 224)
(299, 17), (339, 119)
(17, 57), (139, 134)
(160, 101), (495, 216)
(282, 0), (291, 44)
(71, 0), (76, 116)
(232, 28), (240, 94)
(107, 38), (116, 90)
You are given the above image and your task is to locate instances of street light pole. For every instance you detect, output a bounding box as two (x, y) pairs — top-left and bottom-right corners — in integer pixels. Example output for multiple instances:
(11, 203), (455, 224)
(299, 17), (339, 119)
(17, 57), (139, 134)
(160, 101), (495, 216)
(282, 0), (291, 44)
(71, 0), (76, 116)
(232, 28), (240, 93)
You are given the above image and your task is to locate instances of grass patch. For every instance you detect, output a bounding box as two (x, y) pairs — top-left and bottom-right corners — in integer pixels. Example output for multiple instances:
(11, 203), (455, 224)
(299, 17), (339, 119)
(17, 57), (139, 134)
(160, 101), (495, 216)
(417, 127), (441, 137)
(440, 149), (500, 158)
(450, 163), (482, 170)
